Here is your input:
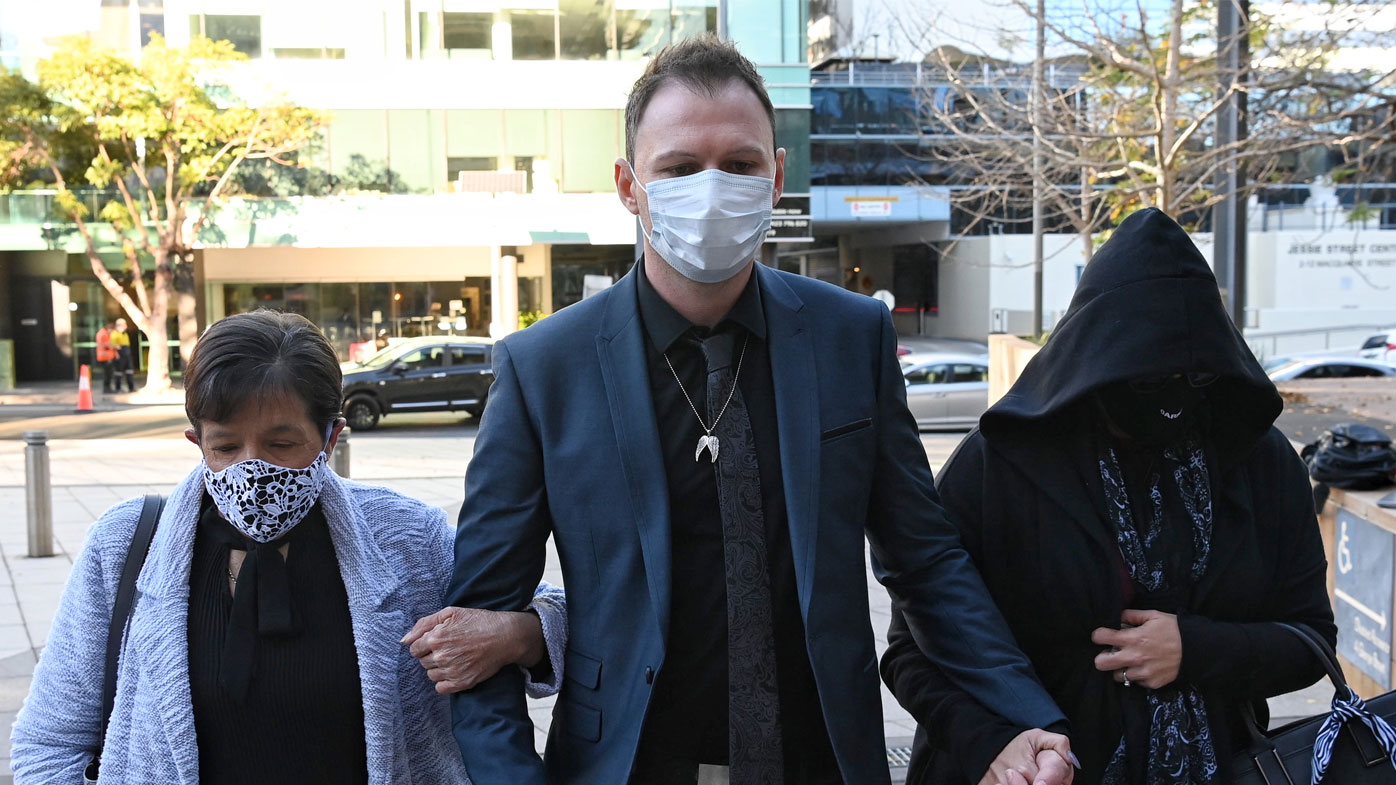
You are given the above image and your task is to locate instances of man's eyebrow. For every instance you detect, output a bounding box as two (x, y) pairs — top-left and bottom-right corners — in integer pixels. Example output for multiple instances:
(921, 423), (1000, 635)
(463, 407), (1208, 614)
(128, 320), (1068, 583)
(652, 149), (698, 161)
(652, 146), (768, 161)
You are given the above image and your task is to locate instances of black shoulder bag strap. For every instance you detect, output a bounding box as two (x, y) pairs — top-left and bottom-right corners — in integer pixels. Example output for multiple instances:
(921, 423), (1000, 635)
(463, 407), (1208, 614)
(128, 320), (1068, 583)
(83, 493), (164, 784)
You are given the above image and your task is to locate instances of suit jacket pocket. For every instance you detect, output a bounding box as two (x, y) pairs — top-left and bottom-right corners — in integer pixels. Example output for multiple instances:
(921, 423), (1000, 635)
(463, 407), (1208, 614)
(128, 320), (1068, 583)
(564, 647), (602, 690)
(562, 699), (603, 743)
(821, 417), (873, 442)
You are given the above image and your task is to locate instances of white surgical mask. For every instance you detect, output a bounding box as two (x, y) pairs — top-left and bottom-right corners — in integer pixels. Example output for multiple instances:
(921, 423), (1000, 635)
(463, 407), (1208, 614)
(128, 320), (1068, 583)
(201, 428), (333, 543)
(632, 166), (774, 283)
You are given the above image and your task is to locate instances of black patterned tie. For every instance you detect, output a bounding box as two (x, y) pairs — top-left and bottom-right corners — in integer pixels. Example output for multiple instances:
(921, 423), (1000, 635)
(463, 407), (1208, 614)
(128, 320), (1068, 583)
(701, 330), (783, 785)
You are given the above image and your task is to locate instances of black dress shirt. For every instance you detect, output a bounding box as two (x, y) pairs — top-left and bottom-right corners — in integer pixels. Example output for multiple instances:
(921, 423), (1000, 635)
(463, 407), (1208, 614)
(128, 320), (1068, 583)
(633, 262), (841, 783)
(188, 496), (369, 785)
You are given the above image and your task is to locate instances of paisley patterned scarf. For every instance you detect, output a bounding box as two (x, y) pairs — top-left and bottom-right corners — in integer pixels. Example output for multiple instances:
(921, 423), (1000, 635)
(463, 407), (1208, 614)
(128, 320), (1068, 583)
(1099, 437), (1220, 785)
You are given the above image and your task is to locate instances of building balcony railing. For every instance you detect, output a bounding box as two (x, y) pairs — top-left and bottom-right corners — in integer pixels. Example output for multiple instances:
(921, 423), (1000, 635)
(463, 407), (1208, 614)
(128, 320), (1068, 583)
(0, 188), (637, 251)
(811, 62), (1086, 90)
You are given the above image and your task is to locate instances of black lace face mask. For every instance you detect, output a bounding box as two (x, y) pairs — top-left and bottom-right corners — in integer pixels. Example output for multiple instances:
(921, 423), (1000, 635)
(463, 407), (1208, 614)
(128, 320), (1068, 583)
(1098, 376), (1208, 445)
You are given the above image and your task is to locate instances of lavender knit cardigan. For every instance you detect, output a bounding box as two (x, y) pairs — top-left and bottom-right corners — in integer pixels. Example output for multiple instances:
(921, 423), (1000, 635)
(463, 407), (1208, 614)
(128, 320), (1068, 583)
(10, 467), (567, 784)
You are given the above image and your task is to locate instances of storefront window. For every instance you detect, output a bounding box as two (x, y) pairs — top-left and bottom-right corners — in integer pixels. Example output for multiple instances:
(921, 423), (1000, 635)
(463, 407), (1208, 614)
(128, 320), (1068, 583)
(551, 244), (633, 311)
(220, 279), (492, 360)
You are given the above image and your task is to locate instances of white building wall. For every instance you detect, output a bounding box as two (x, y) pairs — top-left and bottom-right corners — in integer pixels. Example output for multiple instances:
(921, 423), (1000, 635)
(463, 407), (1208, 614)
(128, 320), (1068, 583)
(937, 228), (1396, 354)
(928, 236), (992, 340)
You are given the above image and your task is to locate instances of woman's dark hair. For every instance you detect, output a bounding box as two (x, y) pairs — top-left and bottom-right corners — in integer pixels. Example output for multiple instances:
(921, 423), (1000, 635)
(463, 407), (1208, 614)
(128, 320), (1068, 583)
(184, 310), (342, 434)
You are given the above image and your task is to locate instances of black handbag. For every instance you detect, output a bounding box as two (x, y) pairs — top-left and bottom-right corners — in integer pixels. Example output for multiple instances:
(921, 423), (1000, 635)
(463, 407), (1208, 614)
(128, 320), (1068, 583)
(1301, 424), (1396, 491)
(1230, 622), (1396, 784)
(83, 494), (164, 785)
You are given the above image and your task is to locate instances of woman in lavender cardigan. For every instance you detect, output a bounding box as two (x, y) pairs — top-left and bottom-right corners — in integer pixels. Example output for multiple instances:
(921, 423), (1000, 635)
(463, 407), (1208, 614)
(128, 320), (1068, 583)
(11, 311), (566, 785)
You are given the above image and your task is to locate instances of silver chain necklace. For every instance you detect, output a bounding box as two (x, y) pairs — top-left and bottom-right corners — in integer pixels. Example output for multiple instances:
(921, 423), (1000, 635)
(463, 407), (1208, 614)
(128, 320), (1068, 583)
(663, 333), (749, 463)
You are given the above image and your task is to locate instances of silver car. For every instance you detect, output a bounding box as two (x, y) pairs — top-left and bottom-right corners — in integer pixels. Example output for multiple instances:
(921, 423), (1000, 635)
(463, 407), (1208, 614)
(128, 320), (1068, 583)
(1267, 356), (1396, 381)
(901, 352), (990, 430)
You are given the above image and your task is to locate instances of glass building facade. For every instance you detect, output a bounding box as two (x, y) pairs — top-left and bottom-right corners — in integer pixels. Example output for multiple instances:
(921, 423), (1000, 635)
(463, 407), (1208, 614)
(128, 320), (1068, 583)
(0, 0), (812, 380)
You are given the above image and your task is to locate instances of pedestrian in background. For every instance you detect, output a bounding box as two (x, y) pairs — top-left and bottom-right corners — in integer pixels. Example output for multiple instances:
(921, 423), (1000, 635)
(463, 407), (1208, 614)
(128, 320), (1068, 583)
(11, 310), (569, 784)
(94, 321), (115, 394)
(110, 317), (135, 393)
(881, 208), (1335, 785)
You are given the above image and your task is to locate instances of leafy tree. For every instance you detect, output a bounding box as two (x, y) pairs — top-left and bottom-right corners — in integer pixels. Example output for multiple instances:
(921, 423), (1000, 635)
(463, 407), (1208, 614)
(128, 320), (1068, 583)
(0, 34), (325, 393)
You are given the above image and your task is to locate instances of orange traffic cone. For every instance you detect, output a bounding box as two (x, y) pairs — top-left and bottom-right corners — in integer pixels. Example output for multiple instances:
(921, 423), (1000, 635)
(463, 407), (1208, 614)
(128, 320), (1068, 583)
(76, 364), (95, 413)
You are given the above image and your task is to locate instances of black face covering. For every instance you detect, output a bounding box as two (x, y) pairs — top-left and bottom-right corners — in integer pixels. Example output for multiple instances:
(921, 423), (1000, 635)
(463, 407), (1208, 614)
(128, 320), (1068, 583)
(1099, 377), (1206, 445)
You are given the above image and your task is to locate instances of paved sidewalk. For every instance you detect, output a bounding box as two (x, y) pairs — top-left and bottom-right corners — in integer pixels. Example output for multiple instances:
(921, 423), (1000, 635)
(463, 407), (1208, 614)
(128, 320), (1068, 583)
(0, 379), (185, 408)
(0, 430), (1332, 780)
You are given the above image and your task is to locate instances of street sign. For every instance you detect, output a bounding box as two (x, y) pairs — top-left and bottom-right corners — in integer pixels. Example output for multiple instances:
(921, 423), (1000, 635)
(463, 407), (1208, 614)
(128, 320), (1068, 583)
(1335, 509), (1395, 688)
(848, 197), (897, 217)
(767, 195), (812, 242)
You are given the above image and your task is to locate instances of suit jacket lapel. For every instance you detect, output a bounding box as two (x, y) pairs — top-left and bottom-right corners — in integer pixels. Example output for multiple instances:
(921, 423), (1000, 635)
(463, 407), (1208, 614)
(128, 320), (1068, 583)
(758, 266), (820, 616)
(596, 269), (673, 643)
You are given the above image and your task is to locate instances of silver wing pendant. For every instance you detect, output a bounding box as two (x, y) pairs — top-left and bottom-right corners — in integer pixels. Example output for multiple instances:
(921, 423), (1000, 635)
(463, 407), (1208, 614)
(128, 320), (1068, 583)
(695, 434), (720, 463)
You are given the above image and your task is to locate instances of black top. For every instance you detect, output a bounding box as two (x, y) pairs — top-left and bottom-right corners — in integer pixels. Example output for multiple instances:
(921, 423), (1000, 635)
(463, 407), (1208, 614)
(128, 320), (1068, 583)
(188, 495), (369, 785)
(633, 262), (840, 782)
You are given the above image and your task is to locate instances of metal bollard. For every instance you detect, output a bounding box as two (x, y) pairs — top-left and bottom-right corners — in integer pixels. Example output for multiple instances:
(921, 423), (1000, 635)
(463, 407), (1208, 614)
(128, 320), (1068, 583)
(24, 430), (53, 558)
(331, 426), (351, 478)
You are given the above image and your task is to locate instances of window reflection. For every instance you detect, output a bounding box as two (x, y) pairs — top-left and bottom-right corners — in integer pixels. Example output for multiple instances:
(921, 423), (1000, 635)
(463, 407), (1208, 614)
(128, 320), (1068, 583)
(407, 1), (718, 62)
(510, 10), (557, 60)
(614, 6), (666, 60)
(444, 12), (492, 51)
(190, 14), (262, 58)
(560, 0), (610, 60)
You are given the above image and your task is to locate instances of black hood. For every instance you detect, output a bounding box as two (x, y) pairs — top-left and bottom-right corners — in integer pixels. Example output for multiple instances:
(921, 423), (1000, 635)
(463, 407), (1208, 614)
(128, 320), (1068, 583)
(980, 208), (1281, 459)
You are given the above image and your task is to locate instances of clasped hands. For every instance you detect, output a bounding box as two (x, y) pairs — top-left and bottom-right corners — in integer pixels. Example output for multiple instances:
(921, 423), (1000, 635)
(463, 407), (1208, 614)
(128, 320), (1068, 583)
(979, 729), (1076, 785)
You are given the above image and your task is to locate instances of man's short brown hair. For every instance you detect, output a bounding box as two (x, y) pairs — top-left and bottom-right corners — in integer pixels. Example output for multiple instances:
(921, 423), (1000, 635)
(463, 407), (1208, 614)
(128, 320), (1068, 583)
(624, 34), (777, 163)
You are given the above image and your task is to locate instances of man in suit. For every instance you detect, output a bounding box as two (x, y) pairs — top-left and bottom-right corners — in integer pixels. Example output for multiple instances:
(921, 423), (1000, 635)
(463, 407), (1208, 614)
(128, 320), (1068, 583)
(426, 35), (1075, 785)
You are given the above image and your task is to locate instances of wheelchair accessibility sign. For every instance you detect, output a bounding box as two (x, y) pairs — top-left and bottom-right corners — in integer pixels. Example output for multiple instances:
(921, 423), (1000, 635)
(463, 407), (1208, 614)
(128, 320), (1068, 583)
(1336, 509), (1395, 688)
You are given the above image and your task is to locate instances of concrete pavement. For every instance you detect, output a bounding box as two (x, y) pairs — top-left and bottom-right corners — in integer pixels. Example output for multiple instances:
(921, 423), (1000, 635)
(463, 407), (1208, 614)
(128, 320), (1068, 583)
(0, 420), (1334, 781)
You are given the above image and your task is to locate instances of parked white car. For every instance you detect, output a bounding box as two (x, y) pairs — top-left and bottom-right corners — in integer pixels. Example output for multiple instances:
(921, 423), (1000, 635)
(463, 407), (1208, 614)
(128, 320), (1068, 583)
(900, 352), (990, 430)
(1359, 330), (1394, 363)
(1267, 356), (1396, 381)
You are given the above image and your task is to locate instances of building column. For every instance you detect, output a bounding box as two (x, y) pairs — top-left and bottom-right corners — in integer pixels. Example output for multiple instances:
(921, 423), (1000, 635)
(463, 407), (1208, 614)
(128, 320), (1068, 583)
(490, 246), (519, 338)
(838, 233), (856, 290)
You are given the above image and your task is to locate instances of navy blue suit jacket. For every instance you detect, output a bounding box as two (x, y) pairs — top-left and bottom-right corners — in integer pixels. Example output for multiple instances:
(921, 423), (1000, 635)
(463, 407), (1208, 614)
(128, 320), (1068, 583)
(447, 264), (1066, 785)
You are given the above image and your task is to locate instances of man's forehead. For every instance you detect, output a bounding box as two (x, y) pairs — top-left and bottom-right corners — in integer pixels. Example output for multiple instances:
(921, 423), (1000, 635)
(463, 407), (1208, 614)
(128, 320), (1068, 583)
(634, 78), (774, 156)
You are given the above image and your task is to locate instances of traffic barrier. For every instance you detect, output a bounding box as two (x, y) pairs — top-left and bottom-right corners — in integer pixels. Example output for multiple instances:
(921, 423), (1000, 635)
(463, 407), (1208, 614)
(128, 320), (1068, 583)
(25, 431), (53, 558)
(75, 364), (94, 413)
(331, 426), (351, 478)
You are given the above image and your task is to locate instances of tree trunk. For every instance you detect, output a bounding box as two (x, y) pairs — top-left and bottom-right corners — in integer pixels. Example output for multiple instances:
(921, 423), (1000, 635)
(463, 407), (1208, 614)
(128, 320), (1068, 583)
(141, 251), (175, 394)
(175, 255), (199, 367)
(1081, 165), (1095, 263)
(1158, 0), (1185, 217)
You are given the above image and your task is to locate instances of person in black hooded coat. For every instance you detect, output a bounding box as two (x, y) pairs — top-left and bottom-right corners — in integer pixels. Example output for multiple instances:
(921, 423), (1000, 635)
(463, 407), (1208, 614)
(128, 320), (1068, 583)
(881, 208), (1335, 785)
